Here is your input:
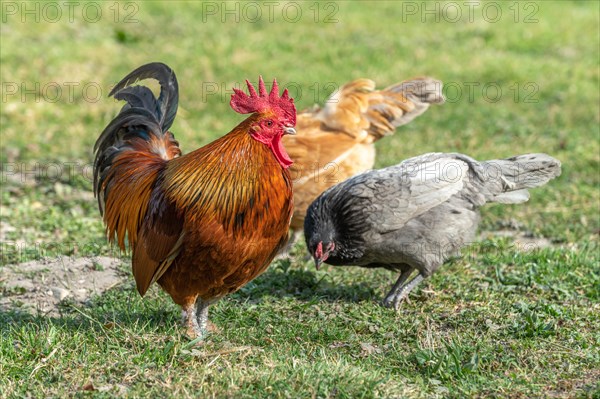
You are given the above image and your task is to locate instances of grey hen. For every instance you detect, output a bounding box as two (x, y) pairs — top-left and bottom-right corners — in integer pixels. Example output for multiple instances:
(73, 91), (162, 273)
(304, 152), (561, 309)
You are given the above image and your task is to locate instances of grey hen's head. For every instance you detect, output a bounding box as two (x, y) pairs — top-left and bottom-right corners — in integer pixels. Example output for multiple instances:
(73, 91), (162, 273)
(304, 187), (368, 270)
(304, 196), (337, 270)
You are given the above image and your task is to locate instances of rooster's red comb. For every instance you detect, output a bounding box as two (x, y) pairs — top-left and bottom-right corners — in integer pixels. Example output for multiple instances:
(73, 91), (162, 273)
(230, 76), (296, 124)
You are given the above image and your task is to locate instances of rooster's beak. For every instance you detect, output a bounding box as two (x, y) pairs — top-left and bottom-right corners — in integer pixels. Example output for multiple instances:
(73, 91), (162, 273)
(284, 127), (296, 135)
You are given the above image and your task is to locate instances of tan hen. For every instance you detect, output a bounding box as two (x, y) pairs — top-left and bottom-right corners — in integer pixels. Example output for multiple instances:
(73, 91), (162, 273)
(284, 77), (445, 236)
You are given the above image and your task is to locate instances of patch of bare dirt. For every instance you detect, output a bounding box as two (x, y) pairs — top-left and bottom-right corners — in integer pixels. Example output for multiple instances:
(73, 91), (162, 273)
(0, 256), (127, 316)
(0, 221), (16, 242)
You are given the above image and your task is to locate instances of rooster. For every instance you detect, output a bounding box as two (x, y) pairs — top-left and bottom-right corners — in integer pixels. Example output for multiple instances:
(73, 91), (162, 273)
(304, 152), (561, 309)
(94, 63), (296, 338)
(284, 77), (444, 237)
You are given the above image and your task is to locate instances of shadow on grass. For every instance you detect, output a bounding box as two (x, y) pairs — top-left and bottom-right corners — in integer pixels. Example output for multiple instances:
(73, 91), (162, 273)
(232, 259), (380, 304)
(0, 288), (180, 336)
(0, 259), (380, 334)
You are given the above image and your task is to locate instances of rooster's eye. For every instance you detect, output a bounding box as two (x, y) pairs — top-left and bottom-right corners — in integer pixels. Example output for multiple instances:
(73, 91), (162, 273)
(266, 120), (273, 127)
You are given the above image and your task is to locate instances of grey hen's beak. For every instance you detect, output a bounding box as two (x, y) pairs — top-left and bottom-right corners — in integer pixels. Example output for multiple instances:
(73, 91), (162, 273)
(314, 257), (323, 270)
(284, 126), (296, 135)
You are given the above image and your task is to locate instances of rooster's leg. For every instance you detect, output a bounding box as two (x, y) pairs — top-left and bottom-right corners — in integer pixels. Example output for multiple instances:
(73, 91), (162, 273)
(195, 298), (210, 338)
(383, 270), (424, 310)
(184, 298), (211, 339)
(183, 302), (200, 339)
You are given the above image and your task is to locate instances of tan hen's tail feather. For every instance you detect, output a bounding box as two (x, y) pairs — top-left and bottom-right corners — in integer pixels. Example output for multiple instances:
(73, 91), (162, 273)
(313, 77), (444, 141)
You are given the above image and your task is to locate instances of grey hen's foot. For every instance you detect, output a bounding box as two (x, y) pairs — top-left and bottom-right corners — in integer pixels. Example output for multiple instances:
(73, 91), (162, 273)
(382, 274), (424, 311)
(381, 268), (414, 309)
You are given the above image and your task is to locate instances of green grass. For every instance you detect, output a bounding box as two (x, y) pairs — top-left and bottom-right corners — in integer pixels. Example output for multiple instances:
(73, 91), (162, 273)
(1, 1), (599, 397)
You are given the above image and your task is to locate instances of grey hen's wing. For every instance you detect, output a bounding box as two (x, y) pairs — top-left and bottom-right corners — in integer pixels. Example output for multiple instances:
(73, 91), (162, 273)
(328, 152), (487, 234)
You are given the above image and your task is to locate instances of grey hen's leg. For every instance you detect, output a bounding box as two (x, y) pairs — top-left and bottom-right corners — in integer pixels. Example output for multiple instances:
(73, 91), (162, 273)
(382, 268), (414, 308)
(382, 268), (424, 310)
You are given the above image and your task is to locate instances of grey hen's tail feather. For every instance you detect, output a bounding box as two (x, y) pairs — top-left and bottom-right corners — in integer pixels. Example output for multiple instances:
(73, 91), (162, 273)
(480, 153), (562, 204)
